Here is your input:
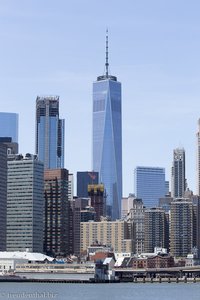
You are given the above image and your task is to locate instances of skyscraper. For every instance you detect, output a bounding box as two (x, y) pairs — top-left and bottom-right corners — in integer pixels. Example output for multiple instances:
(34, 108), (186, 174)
(171, 147), (186, 198)
(6, 154), (44, 252)
(121, 194), (135, 219)
(68, 173), (74, 201)
(134, 166), (165, 208)
(197, 120), (200, 195)
(77, 171), (99, 198)
(192, 196), (200, 257)
(126, 198), (145, 254)
(35, 96), (65, 169)
(0, 144), (7, 251)
(92, 32), (122, 220)
(144, 207), (169, 253)
(69, 197), (91, 256)
(0, 112), (18, 143)
(170, 198), (193, 257)
(44, 169), (69, 257)
(0, 137), (18, 154)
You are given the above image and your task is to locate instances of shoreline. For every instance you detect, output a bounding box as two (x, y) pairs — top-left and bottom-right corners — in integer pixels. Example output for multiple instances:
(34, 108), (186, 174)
(0, 276), (199, 284)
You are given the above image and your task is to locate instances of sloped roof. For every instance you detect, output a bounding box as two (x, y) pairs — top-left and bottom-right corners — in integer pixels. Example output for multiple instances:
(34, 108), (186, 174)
(114, 257), (125, 267)
(103, 257), (113, 265)
(121, 257), (130, 267)
(0, 251), (54, 262)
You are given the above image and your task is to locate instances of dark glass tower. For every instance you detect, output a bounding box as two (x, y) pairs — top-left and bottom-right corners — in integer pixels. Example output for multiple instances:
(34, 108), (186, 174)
(77, 171), (99, 198)
(92, 32), (122, 220)
(35, 96), (65, 169)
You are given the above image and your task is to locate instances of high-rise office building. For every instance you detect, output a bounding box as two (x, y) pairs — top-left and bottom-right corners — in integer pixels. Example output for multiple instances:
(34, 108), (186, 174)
(170, 199), (193, 257)
(0, 137), (18, 154)
(6, 154), (44, 252)
(159, 196), (173, 212)
(144, 207), (169, 253)
(0, 144), (7, 251)
(77, 171), (99, 198)
(191, 196), (200, 257)
(134, 166), (165, 208)
(126, 198), (145, 254)
(0, 112), (18, 143)
(121, 194), (135, 219)
(68, 174), (74, 201)
(44, 169), (69, 257)
(171, 148), (186, 198)
(69, 197), (91, 256)
(80, 207), (96, 222)
(197, 120), (200, 195)
(92, 32), (122, 220)
(35, 96), (65, 169)
(165, 181), (170, 196)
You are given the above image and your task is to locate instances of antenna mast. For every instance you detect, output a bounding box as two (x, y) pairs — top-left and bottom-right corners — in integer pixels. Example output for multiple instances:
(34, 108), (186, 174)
(105, 29), (109, 78)
(97, 29), (117, 81)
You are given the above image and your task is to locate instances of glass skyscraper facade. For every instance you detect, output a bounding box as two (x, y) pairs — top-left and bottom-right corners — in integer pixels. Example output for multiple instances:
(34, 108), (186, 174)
(77, 171), (99, 198)
(134, 166), (165, 208)
(35, 96), (65, 169)
(92, 34), (122, 219)
(0, 112), (18, 143)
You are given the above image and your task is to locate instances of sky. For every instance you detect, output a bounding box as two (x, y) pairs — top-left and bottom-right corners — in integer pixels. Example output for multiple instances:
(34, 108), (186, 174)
(1, 0), (200, 196)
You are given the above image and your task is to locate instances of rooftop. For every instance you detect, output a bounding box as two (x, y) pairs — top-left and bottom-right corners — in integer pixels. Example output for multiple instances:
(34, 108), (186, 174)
(0, 252), (54, 262)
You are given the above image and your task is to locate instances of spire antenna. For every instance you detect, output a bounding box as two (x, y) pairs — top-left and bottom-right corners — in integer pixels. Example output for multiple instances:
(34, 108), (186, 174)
(105, 29), (109, 77)
(97, 29), (117, 81)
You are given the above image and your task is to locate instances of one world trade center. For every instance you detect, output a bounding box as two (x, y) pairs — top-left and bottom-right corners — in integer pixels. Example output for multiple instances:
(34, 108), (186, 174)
(92, 32), (122, 220)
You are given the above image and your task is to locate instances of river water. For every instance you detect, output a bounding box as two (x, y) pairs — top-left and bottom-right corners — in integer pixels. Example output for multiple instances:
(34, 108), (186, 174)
(0, 282), (200, 300)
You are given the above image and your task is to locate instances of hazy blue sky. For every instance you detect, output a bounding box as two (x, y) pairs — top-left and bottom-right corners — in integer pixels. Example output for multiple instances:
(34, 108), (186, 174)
(1, 0), (200, 196)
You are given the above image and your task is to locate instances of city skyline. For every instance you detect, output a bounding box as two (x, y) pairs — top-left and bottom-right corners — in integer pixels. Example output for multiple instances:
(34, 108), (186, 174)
(1, 1), (200, 196)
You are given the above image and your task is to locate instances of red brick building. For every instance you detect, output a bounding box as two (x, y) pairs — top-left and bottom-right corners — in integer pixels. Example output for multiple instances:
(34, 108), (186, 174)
(131, 254), (174, 269)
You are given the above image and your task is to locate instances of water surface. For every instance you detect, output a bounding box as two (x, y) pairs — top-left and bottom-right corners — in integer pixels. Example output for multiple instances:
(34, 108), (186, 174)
(0, 282), (200, 300)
